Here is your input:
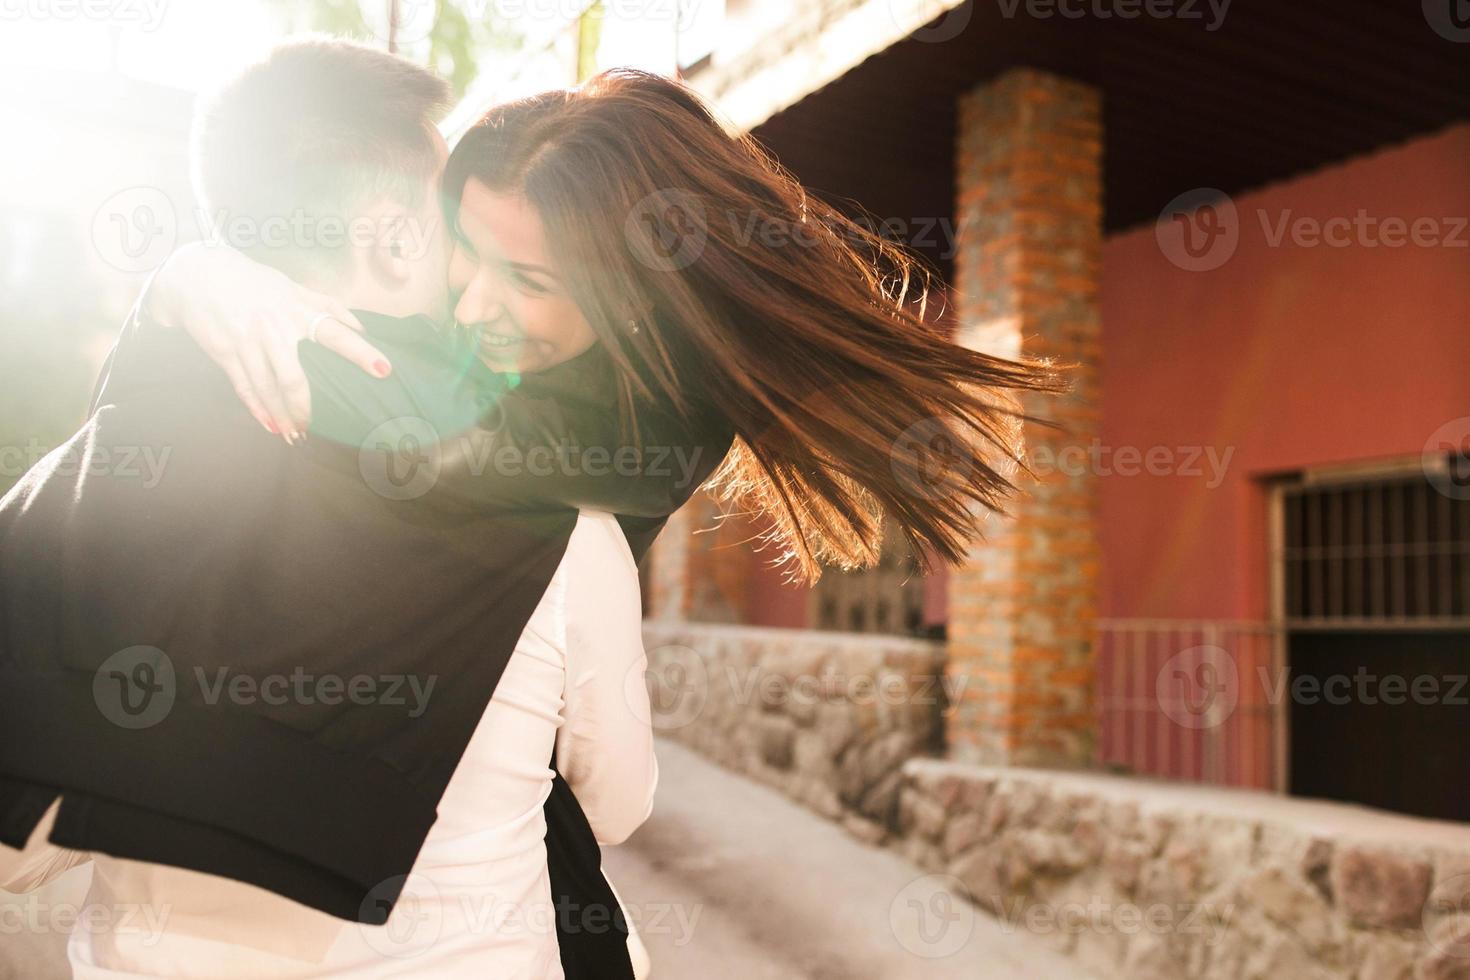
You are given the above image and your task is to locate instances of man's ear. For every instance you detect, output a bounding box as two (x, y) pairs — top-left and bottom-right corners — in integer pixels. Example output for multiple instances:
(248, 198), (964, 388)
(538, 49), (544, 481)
(365, 212), (415, 289)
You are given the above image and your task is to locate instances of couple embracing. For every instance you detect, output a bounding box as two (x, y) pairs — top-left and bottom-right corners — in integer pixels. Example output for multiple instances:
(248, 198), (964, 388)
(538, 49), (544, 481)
(0, 36), (1058, 979)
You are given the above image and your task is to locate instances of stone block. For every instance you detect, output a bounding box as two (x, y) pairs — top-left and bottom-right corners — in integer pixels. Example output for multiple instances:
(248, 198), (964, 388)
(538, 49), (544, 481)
(1331, 845), (1432, 930)
(756, 715), (796, 770)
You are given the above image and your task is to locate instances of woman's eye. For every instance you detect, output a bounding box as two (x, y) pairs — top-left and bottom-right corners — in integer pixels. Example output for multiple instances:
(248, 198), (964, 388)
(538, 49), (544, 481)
(512, 272), (552, 296)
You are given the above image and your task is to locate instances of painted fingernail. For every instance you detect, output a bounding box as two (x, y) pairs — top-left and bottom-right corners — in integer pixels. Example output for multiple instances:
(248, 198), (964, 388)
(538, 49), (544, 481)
(373, 360), (391, 378)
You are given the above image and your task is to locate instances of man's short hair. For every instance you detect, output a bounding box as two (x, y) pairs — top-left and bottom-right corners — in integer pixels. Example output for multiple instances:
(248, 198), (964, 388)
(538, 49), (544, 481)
(191, 36), (452, 281)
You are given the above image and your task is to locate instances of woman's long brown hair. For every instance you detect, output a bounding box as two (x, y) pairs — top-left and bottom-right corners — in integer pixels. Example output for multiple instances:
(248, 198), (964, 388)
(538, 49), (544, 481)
(444, 69), (1065, 583)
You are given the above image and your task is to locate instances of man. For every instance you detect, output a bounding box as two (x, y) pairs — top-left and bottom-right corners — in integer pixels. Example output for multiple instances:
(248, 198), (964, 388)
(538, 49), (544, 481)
(0, 37), (719, 977)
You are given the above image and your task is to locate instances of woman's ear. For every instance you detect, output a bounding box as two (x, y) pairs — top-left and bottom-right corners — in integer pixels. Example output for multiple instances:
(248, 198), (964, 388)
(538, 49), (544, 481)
(620, 297), (657, 326)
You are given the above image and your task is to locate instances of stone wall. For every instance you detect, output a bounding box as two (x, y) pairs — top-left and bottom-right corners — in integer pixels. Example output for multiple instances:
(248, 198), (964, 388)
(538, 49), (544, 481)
(893, 761), (1470, 980)
(642, 622), (1470, 978)
(642, 622), (947, 843)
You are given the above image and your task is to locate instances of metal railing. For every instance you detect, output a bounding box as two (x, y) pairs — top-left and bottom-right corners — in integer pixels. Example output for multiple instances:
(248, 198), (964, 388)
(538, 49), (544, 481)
(1095, 618), (1284, 791)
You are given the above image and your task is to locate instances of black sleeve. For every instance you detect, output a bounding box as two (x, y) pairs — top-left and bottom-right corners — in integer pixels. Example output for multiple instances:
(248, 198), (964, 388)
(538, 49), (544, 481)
(105, 289), (734, 525)
(299, 336), (734, 521)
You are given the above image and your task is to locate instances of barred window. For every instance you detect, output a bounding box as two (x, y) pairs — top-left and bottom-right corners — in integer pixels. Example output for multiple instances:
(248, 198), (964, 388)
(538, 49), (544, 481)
(1279, 469), (1470, 627)
(810, 530), (926, 636)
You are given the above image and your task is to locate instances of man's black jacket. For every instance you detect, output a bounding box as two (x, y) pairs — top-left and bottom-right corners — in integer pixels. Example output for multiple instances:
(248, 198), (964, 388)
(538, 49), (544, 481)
(0, 303), (731, 976)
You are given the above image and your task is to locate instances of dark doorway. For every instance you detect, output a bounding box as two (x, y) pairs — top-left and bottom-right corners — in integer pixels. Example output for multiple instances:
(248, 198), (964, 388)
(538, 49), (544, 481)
(1289, 629), (1470, 821)
(1279, 468), (1470, 821)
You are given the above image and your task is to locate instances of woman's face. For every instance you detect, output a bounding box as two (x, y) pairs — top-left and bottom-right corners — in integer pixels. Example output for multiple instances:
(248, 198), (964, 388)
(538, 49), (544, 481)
(448, 177), (598, 373)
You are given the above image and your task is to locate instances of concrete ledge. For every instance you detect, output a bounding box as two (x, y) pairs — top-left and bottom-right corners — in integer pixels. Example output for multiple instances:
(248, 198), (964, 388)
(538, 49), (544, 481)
(904, 758), (1470, 851)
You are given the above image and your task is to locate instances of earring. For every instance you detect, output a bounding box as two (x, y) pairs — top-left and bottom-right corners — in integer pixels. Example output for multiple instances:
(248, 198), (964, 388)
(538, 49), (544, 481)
(628, 319), (641, 335)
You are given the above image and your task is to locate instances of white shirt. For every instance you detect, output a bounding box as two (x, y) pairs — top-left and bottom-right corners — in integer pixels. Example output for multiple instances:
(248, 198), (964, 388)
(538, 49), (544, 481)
(2, 511), (657, 979)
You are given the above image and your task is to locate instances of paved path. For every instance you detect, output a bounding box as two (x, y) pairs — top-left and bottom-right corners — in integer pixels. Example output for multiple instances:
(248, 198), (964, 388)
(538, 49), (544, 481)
(604, 739), (1096, 980)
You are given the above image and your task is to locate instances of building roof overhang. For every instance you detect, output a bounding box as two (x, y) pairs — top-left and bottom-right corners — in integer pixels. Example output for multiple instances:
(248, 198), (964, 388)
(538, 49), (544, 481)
(703, 0), (1468, 245)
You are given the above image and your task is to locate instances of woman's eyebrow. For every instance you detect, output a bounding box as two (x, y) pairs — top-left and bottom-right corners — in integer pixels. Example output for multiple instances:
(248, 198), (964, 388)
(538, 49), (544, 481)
(508, 260), (559, 281)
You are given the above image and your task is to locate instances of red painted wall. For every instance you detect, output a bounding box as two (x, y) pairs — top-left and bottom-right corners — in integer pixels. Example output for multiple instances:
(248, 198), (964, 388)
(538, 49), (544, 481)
(734, 124), (1469, 630)
(1099, 124), (1470, 621)
(741, 516), (812, 627)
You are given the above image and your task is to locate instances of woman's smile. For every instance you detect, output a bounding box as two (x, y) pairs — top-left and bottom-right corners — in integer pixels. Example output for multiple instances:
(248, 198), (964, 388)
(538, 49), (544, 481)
(471, 325), (554, 371)
(478, 330), (523, 350)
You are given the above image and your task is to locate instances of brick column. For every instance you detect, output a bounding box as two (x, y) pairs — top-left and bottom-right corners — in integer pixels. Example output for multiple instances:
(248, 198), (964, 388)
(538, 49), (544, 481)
(945, 69), (1102, 768)
(645, 505), (694, 621)
(644, 490), (744, 622)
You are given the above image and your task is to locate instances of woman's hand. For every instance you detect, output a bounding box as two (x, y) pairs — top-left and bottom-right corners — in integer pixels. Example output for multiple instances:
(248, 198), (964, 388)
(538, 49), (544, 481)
(144, 243), (391, 442)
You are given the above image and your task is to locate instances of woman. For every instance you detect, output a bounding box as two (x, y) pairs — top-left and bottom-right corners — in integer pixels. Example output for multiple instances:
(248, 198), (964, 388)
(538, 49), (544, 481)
(162, 67), (1060, 584)
(112, 67), (1062, 974)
